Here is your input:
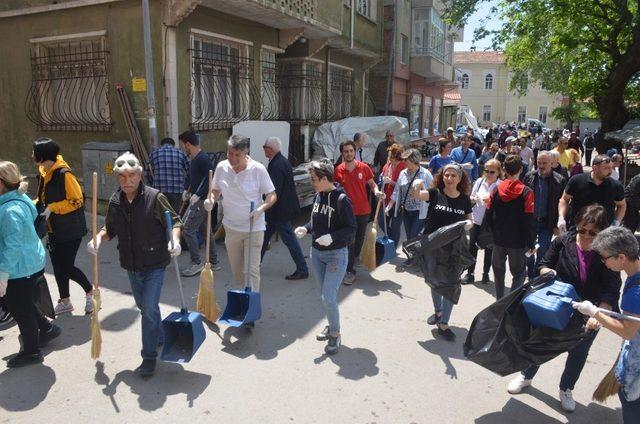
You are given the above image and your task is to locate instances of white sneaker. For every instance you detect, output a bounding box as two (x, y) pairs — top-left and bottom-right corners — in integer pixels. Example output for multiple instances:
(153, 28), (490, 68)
(507, 374), (532, 394)
(54, 301), (74, 315)
(559, 389), (576, 412)
(84, 294), (94, 314)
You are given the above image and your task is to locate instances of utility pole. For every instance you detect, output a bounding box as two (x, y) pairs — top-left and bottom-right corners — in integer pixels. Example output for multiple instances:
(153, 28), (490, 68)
(384, 0), (396, 115)
(142, 0), (159, 149)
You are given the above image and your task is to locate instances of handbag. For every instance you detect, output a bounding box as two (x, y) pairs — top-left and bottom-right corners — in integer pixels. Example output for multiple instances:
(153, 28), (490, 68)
(399, 170), (420, 214)
(34, 274), (55, 319)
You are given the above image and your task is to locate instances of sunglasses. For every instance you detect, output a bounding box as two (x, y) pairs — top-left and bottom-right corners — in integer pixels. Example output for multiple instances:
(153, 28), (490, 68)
(115, 159), (138, 168)
(577, 228), (599, 237)
(593, 158), (612, 165)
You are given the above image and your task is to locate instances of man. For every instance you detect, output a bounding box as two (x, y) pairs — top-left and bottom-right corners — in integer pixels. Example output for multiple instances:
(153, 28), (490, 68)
(178, 131), (219, 276)
(532, 129), (544, 167)
(611, 153), (623, 181)
(260, 136), (309, 280)
(334, 132), (366, 167)
(445, 127), (456, 147)
(553, 137), (573, 170)
(486, 155), (536, 299)
(496, 136), (516, 164)
(549, 150), (569, 180)
(334, 140), (384, 285)
(519, 137), (534, 170)
(583, 130), (595, 166)
(209, 135), (277, 300)
(523, 151), (567, 279)
(146, 137), (189, 213)
(373, 130), (395, 174)
(87, 152), (182, 377)
(558, 154), (626, 231)
(450, 135), (479, 180)
(623, 173), (640, 232)
(568, 131), (583, 156)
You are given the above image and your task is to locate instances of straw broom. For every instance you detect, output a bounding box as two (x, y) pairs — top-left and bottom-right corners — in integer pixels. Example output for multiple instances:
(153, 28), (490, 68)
(90, 172), (102, 359)
(360, 199), (382, 271)
(196, 170), (221, 322)
(593, 353), (620, 403)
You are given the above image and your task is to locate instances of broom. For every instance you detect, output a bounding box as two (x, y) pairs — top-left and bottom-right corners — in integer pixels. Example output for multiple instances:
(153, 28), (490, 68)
(90, 172), (102, 359)
(196, 170), (221, 322)
(360, 199), (382, 271)
(593, 352), (621, 403)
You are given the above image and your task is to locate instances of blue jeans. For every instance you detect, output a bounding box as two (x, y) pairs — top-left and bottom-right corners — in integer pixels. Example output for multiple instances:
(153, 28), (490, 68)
(261, 221), (308, 274)
(619, 388), (640, 424)
(527, 221), (553, 279)
(183, 200), (218, 265)
(522, 330), (597, 390)
(310, 247), (348, 334)
(431, 289), (454, 325)
(128, 268), (165, 360)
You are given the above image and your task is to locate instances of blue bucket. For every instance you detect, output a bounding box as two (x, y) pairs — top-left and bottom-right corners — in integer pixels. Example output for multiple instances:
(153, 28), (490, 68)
(161, 308), (207, 363)
(219, 287), (262, 327)
(375, 235), (397, 266)
(522, 280), (580, 330)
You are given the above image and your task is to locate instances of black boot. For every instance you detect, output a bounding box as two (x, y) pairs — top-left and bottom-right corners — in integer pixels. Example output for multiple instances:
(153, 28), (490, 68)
(7, 351), (44, 368)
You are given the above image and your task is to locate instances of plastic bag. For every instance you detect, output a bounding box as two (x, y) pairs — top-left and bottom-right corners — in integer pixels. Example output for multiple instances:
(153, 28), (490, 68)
(463, 273), (594, 376)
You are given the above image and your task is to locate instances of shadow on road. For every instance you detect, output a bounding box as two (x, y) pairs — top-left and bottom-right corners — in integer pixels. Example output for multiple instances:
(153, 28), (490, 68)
(524, 386), (621, 423)
(44, 314), (91, 352)
(417, 326), (469, 379)
(95, 360), (211, 412)
(0, 364), (56, 411)
(99, 307), (139, 333)
(475, 398), (563, 423)
(313, 345), (379, 380)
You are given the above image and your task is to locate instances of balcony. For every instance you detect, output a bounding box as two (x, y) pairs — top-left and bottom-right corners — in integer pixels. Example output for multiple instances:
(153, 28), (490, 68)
(410, 48), (453, 84)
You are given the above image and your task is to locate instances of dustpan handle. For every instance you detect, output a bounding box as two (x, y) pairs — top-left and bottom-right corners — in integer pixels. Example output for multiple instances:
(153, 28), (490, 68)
(381, 182), (388, 236)
(246, 201), (254, 292)
(166, 210), (187, 312)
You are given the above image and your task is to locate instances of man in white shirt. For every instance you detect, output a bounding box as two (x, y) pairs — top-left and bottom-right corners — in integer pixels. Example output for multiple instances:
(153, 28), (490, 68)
(207, 135), (277, 295)
(519, 137), (535, 170)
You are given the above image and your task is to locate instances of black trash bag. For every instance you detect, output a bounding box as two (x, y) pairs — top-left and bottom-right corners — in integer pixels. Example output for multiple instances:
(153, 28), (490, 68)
(403, 221), (475, 304)
(34, 274), (55, 320)
(463, 272), (594, 376)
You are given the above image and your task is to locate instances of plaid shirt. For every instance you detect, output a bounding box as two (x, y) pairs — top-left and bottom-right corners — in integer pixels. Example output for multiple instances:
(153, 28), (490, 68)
(146, 145), (189, 194)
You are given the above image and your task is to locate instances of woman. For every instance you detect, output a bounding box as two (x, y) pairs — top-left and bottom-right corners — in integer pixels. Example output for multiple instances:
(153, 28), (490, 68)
(464, 158), (502, 284)
(428, 138), (453, 175)
(478, 142), (498, 176)
(378, 143), (406, 232)
(575, 226), (640, 423)
(412, 163), (473, 341)
(295, 159), (356, 355)
(33, 138), (93, 315)
(507, 205), (622, 412)
(0, 161), (60, 367)
(386, 148), (432, 246)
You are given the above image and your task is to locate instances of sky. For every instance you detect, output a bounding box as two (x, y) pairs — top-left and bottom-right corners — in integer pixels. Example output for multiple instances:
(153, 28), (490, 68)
(454, 0), (504, 52)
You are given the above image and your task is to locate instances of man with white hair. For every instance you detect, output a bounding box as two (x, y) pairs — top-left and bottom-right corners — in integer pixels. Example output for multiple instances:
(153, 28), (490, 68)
(260, 137), (309, 280)
(549, 149), (569, 180)
(87, 152), (182, 377)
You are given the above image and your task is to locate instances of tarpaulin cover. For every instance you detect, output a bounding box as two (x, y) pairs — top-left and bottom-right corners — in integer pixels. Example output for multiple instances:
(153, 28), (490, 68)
(402, 221), (474, 304)
(311, 116), (410, 164)
(463, 273), (594, 376)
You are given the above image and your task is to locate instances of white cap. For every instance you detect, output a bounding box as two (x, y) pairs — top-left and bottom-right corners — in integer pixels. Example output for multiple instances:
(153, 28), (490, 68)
(113, 152), (143, 174)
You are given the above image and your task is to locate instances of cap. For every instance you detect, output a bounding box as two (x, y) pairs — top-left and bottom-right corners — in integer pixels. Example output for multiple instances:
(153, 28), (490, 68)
(505, 136), (517, 143)
(447, 127), (454, 132)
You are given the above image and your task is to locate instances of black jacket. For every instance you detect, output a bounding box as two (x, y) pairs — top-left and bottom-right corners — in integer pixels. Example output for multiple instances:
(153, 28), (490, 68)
(523, 170), (567, 232)
(39, 168), (87, 243)
(486, 179), (536, 249)
(623, 174), (640, 232)
(304, 186), (356, 251)
(538, 232), (621, 308)
(265, 152), (300, 224)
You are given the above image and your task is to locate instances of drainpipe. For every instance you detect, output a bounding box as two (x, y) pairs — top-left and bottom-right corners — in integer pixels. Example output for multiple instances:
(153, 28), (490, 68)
(384, 0), (396, 115)
(350, 0), (355, 49)
(142, 0), (159, 149)
(164, 26), (179, 141)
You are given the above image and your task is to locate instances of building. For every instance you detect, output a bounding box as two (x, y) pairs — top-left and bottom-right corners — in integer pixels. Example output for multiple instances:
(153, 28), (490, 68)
(370, 0), (461, 140)
(454, 51), (563, 129)
(0, 0), (383, 174)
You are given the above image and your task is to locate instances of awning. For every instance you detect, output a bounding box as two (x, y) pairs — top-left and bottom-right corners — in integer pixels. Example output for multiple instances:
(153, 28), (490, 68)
(443, 91), (461, 106)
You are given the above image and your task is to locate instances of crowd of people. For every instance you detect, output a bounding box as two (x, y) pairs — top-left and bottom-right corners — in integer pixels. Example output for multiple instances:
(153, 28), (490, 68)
(0, 126), (639, 421)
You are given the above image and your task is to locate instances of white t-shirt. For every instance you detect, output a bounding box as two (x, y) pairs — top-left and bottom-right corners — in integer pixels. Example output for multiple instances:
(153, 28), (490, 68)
(520, 146), (534, 168)
(612, 167), (620, 181)
(533, 134), (544, 149)
(212, 157), (275, 232)
(471, 177), (499, 225)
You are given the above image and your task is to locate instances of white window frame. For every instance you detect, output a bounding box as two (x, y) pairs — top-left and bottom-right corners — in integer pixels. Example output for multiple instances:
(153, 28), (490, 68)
(400, 34), (408, 64)
(484, 73), (493, 90)
(356, 0), (376, 20)
(482, 105), (491, 122)
(539, 106), (548, 124)
(517, 106), (527, 123)
(461, 73), (469, 89)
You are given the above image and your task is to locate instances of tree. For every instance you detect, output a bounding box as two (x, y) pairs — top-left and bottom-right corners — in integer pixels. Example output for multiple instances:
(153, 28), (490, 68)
(445, 0), (640, 149)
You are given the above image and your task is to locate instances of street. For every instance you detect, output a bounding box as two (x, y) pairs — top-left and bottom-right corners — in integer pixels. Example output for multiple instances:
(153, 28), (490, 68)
(0, 213), (622, 423)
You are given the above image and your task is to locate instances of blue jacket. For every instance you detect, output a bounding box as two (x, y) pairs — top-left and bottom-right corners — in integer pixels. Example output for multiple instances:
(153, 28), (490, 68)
(0, 190), (46, 279)
(265, 152), (300, 224)
(450, 146), (479, 180)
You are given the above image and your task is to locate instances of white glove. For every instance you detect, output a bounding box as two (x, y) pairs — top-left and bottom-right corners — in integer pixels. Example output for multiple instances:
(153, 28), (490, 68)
(470, 195), (479, 205)
(557, 217), (566, 234)
(375, 191), (386, 200)
(250, 206), (264, 219)
(572, 300), (598, 317)
(382, 176), (393, 185)
(412, 179), (424, 190)
(203, 198), (215, 212)
(464, 219), (474, 231)
(87, 238), (101, 256)
(182, 190), (190, 201)
(315, 234), (333, 247)
(0, 275), (7, 298)
(461, 162), (474, 170)
(41, 207), (52, 219)
(168, 237), (181, 257)
(190, 194), (200, 205)
(294, 226), (307, 239)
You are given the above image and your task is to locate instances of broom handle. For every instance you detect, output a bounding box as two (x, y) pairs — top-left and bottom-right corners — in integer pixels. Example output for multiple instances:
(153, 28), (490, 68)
(566, 299), (640, 323)
(246, 201), (254, 291)
(381, 183), (388, 236)
(205, 170), (213, 265)
(166, 210), (187, 312)
(373, 197), (382, 230)
(92, 172), (99, 289)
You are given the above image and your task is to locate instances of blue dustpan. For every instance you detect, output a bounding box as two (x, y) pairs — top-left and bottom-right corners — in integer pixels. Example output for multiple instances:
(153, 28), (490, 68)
(219, 201), (262, 327)
(375, 195), (397, 266)
(161, 211), (206, 363)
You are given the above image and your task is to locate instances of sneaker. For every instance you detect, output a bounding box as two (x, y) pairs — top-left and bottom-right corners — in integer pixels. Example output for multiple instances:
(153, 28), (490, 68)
(136, 359), (156, 377)
(7, 351), (44, 368)
(343, 272), (356, 286)
(211, 261), (222, 272)
(427, 313), (441, 325)
(462, 273), (475, 285)
(181, 263), (204, 277)
(559, 389), (576, 412)
(285, 270), (309, 280)
(437, 326), (456, 341)
(507, 374), (532, 394)
(85, 294), (94, 314)
(39, 324), (62, 348)
(316, 325), (330, 341)
(482, 273), (491, 284)
(325, 334), (341, 355)
(54, 300), (74, 315)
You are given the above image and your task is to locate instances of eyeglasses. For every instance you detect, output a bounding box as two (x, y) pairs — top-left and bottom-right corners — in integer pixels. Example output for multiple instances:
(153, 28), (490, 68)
(485, 170), (497, 175)
(601, 254), (615, 263)
(115, 159), (139, 168)
(262, 145), (271, 149)
(577, 228), (599, 237)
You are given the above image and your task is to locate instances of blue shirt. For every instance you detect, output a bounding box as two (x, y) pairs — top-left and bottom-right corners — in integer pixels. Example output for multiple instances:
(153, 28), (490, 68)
(616, 272), (640, 402)
(535, 174), (549, 219)
(147, 144), (189, 194)
(450, 146), (479, 180)
(428, 155), (453, 174)
(189, 151), (214, 198)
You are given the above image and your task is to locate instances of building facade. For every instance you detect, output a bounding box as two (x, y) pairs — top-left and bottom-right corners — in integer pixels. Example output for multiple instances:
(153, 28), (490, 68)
(454, 51), (563, 129)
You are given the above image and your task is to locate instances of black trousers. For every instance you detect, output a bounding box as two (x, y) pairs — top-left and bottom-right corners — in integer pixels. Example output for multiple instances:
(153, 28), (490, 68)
(348, 214), (370, 274)
(5, 270), (51, 354)
(49, 237), (92, 299)
(467, 224), (493, 275)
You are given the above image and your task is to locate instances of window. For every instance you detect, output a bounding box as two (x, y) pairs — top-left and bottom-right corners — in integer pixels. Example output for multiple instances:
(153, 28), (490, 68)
(356, 0), (376, 20)
(190, 33), (252, 130)
(517, 106), (527, 123)
(539, 106), (548, 124)
(410, 94), (421, 138)
(400, 35), (408, 64)
(433, 98), (442, 135)
(278, 61), (324, 123)
(260, 49), (279, 120)
(26, 35), (112, 132)
(328, 65), (353, 120)
(461, 73), (469, 89)
(482, 105), (491, 122)
(423, 96), (432, 137)
(411, 8), (445, 59)
(484, 74), (493, 90)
